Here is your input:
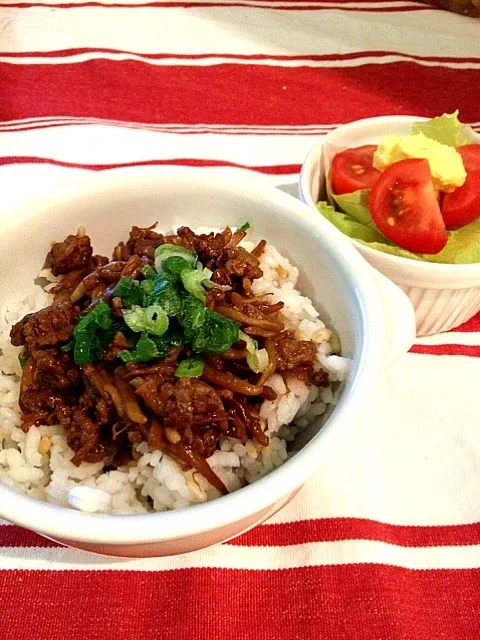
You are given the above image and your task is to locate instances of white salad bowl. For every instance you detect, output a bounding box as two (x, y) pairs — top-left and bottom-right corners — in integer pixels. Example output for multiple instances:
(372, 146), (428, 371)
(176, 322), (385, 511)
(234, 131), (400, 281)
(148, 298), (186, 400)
(299, 116), (480, 336)
(0, 166), (415, 557)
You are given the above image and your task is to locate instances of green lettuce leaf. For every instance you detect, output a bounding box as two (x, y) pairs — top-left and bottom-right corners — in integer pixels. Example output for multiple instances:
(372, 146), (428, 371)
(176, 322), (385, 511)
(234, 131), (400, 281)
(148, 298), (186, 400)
(411, 111), (476, 148)
(316, 201), (385, 243)
(326, 174), (372, 226)
(318, 195), (480, 265)
(329, 188), (372, 226)
(355, 240), (423, 261)
(422, 217), (480, 264)
(357, 216), (480, 264)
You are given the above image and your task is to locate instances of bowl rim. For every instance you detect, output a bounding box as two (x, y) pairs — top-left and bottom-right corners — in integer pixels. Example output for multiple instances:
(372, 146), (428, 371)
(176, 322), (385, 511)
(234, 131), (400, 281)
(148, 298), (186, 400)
(299, 114), (480, 278)
(0, 165), (384, 545)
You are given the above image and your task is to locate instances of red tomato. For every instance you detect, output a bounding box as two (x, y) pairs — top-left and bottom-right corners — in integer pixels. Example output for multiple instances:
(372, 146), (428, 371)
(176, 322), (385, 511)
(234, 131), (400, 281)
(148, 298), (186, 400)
(442, 144), (480, 230)
(369, 158), (447, 255)
(330, 145), (381, 195)
(442, 171), (480, 230)
(458, 144), (480, 172)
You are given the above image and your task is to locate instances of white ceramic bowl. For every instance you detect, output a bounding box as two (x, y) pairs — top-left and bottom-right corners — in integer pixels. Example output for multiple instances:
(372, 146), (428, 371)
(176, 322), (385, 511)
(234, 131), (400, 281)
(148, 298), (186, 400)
(299, 116), (480, 336)
(0, 167), (415, 557)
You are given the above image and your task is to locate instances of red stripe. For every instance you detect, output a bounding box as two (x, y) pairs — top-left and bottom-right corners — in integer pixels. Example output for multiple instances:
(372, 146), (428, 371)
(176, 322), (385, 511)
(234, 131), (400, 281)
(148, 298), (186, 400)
(3, 518), (480, 549)
(0, 566), (478, 640)
(451, 311), (480, 333)
(1, 61), (479, 125)
(6, 49), (479, 64)
(410, 344), (480, 357)
(229, 518), (480, 548)
(0, 156), (300, 174)
(3, 2), (433, 9)
(0, 526), (59, 548)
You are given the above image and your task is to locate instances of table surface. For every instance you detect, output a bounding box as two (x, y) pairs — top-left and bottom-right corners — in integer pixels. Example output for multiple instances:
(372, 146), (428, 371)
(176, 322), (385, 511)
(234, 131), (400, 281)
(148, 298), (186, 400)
(1, 2), (480, 639)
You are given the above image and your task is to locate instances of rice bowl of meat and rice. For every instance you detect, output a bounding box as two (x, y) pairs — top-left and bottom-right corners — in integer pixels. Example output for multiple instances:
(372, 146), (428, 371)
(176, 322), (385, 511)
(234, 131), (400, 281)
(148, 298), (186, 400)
(0, 167), (413, 557)
(0, 222), (348, 515)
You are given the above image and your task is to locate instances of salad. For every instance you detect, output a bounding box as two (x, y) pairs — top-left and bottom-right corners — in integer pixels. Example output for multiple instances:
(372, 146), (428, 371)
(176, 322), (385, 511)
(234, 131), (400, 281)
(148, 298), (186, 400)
(317, 112), (480, 263)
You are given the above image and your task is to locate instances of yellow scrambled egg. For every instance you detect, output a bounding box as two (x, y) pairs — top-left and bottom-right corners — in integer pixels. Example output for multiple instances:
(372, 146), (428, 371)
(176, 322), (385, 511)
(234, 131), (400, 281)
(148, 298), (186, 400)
(372, 132), (466, 192)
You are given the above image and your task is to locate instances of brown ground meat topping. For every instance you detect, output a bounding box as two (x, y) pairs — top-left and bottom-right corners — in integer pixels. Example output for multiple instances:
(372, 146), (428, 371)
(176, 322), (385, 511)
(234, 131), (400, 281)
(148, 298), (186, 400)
(11, 301), (77, 350)
(47, 234), (93, 276)
(272, 331), (317, 370)
(10, 225), (330, 494)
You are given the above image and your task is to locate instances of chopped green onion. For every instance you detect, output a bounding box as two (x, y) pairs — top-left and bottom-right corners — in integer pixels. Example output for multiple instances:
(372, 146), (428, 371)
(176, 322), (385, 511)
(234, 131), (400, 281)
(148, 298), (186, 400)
(155, 244), (196, 273)
(140, 278), (154, 299)
(72, 301), (113, 365)
(60, 341), (74, 353)
(247, 348), (269, 374)
(181, 295), (206, 341)
(117, 349), (135, 363)
(112, 276), (133, 298)
(118, 333), (159, 363)
(239, 331), (268, 373)
(150, 275), (183, 317)
(143, 305), (169, 336)
(122, 306), (146, 332)
(111, 277), (142, 306)
(73, 334), (99, 366)
(18, 352), (28, 368)
(239, 222), (250, 232)
(88, 301), (113, 330)
(239, 330), (257, 354)
(150, 323), (184, 358)
(133, 334), (159, 362)
(191, 309), (239, 355)
(155, 243), (196, 260)
(140, 265), (156, 280)
(180, 267), (211, 301)
(162, 256), (194, 278)
(175, 357), (205, 378)
(122, 305), (169, 336)
(203, 280), (232, 292)
(329, 332), (341, 355)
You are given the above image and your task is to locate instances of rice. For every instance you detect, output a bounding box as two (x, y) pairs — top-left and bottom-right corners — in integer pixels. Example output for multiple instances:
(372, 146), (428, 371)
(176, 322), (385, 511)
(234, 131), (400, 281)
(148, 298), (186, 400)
(0, 238), (351, 514)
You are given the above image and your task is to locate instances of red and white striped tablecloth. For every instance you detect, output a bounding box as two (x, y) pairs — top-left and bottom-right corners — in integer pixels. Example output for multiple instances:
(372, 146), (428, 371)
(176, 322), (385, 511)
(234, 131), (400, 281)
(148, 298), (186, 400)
(1, 2), (480, 638)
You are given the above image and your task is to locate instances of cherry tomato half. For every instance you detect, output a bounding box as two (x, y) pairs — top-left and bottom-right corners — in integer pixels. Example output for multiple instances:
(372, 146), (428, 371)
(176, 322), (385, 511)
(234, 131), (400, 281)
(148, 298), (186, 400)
(458, 144), (480, 172)
(330, 145), (381, 195)
(369, 158), (447, 255)
(442, 144), (480, 230)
